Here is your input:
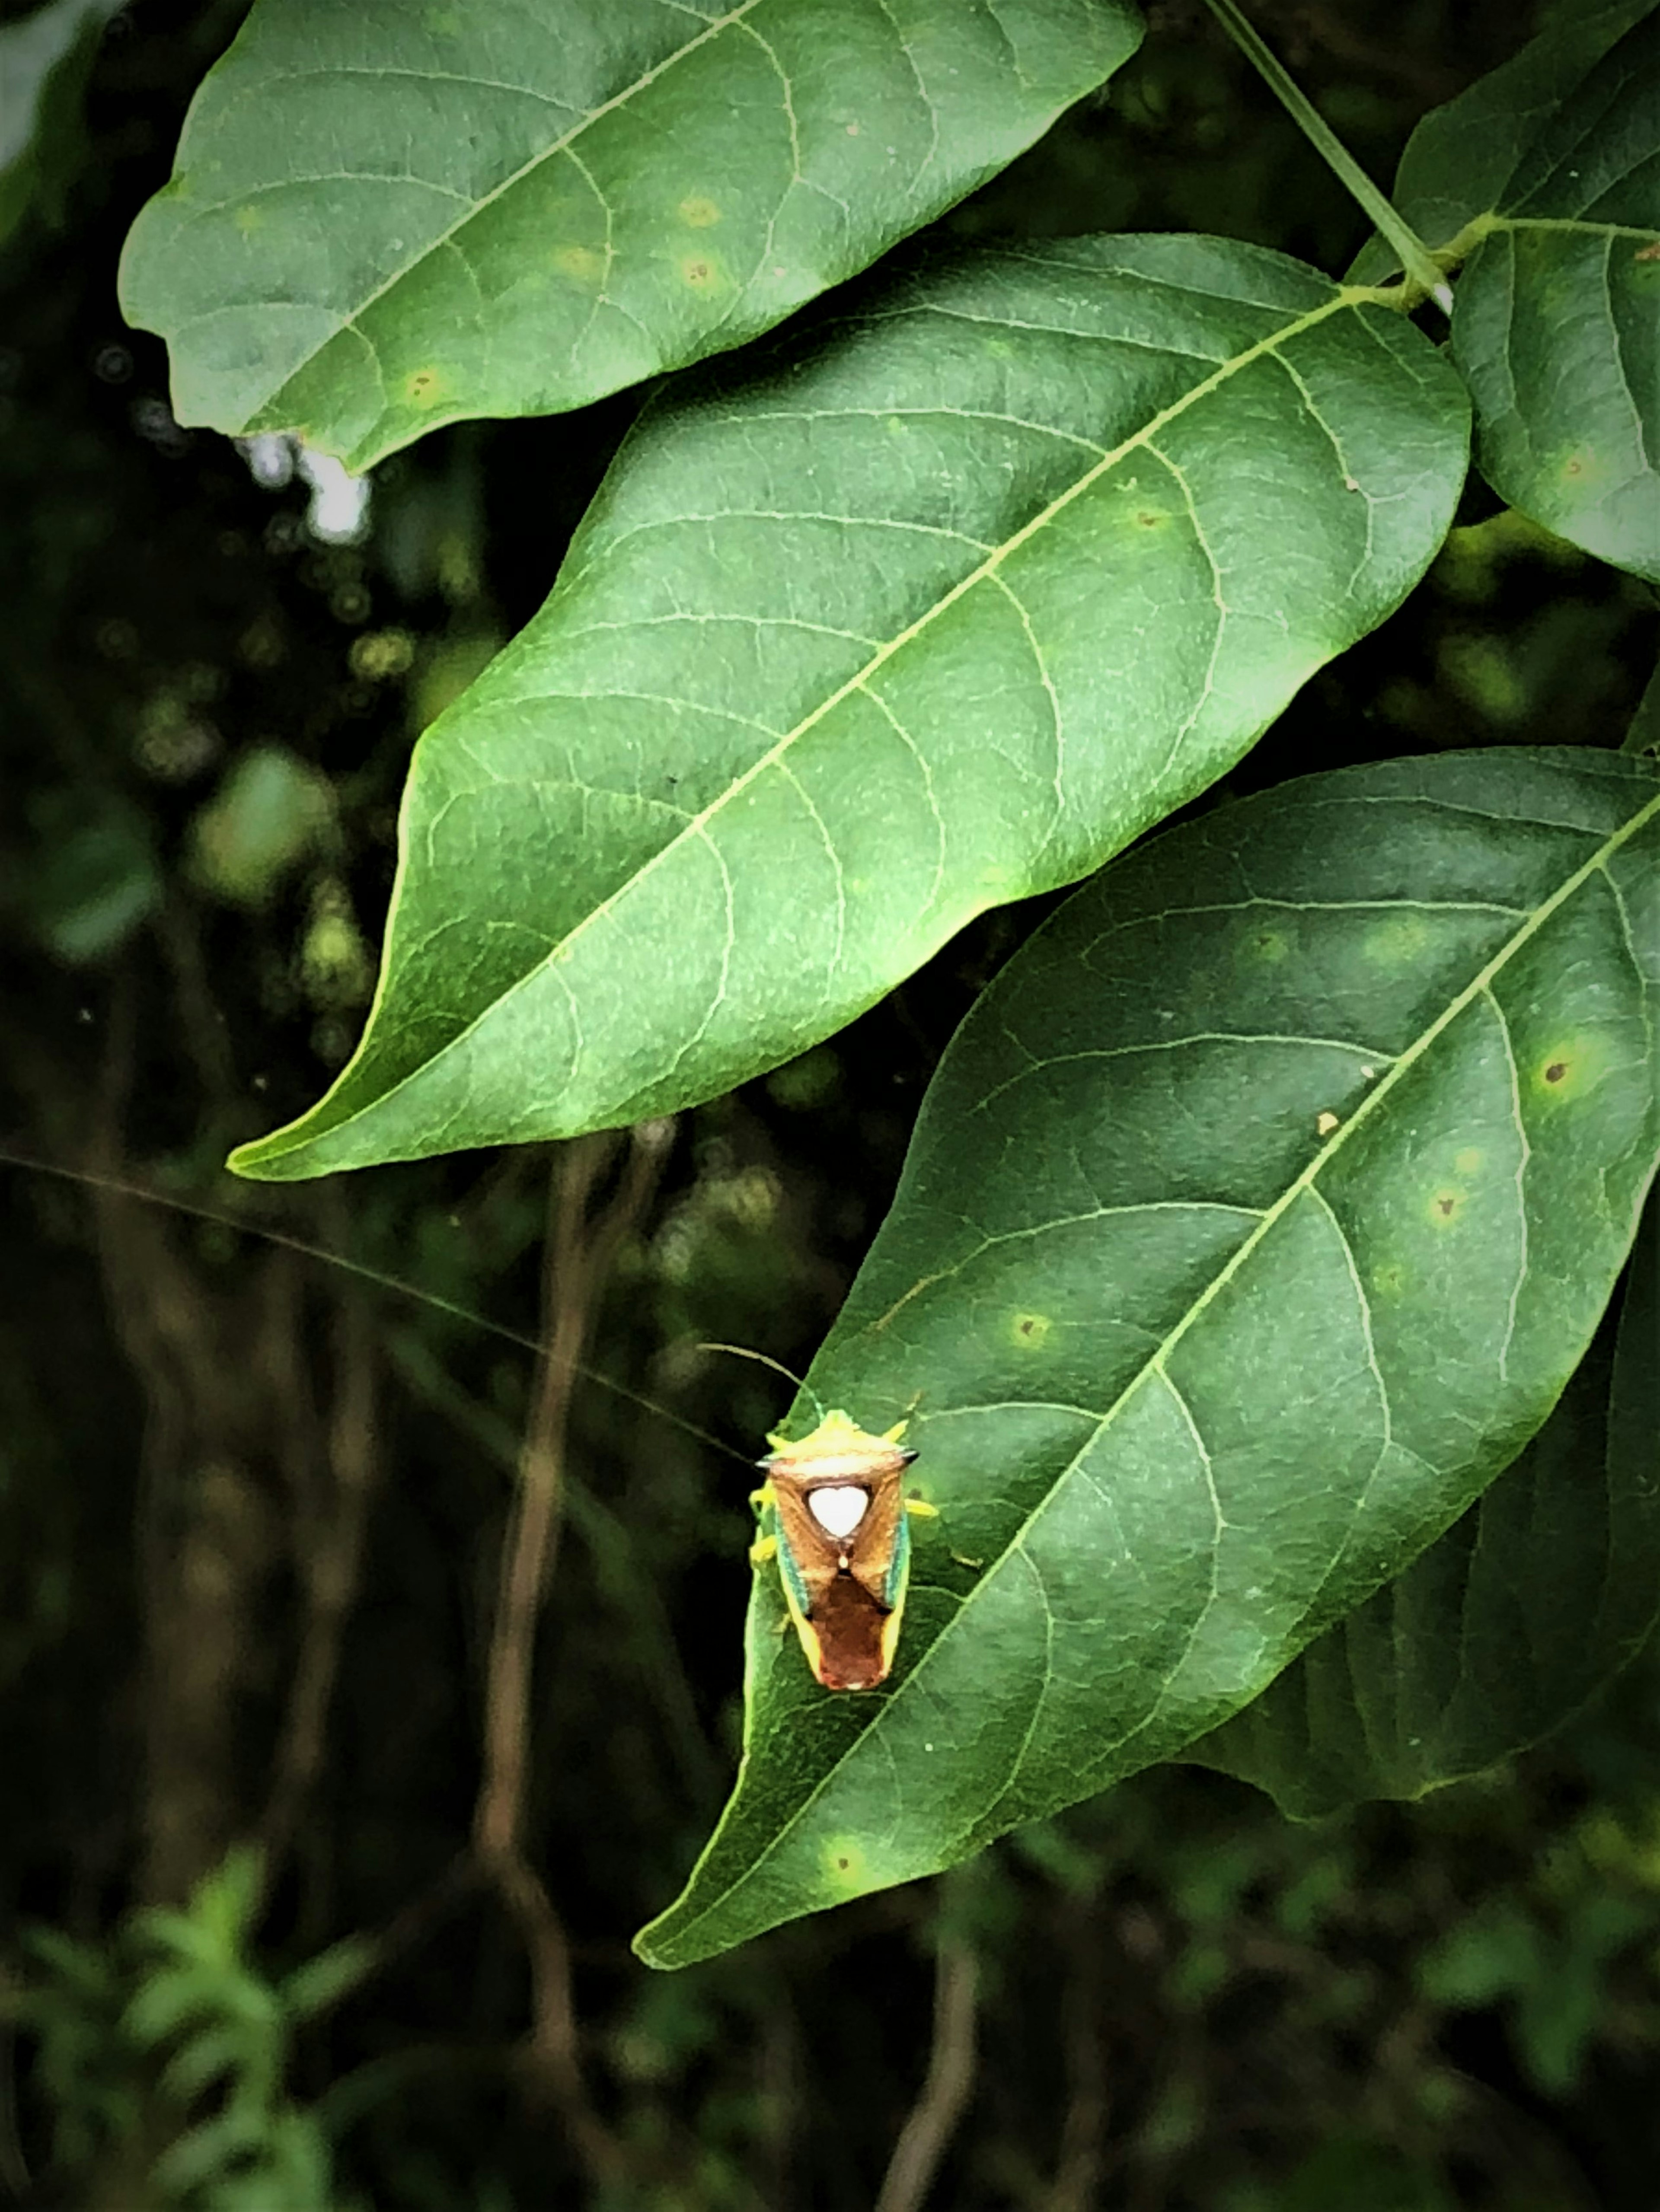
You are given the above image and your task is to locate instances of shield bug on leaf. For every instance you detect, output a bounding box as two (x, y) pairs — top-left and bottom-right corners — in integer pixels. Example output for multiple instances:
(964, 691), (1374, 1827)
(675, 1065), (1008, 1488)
(751, 1407), (936, 1691)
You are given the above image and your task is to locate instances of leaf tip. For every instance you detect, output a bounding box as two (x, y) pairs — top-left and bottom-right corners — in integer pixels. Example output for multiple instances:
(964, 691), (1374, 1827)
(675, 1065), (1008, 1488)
(224, 1121), (319, 1183)
(629, 1910), (691, 1974)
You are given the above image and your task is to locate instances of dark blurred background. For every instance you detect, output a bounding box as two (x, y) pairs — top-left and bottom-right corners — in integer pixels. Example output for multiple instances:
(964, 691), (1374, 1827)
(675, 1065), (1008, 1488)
(2, 1), (1658, 2206)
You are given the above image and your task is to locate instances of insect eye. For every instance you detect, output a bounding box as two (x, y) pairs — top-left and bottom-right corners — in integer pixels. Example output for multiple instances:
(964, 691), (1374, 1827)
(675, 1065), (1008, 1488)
(807, 1485), (870, 1539)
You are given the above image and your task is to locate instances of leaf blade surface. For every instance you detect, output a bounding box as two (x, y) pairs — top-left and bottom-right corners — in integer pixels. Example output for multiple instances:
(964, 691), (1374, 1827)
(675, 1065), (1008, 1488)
(1451, 8), (1660, 580)
(117, 0), (1143, 467)
(1189, 1188), (1660, 1817)
(636, 749), (1660, 1968)
(1353, 0), (1660, 578)
(230, 236), (1469, 1178)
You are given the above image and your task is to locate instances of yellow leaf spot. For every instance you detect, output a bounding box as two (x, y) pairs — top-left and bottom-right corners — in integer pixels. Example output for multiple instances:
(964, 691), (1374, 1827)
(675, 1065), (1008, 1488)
(234, 204), (262, 236)
(1245, 928), (1289, 965)
(845, 120), (860, 136)
(678, 194), (720, 229)
(822, 1837), (868, 1890)
(1315, 1111), (1339, 1136)
(679, 251), (725, 290)
(1454, 1147), (1484, 1176)
(1532, 1034), (1609, 1105)
(553, 244), (602, 283)
(1365, 915), (1430, 965)
(403, 366), (447, 406)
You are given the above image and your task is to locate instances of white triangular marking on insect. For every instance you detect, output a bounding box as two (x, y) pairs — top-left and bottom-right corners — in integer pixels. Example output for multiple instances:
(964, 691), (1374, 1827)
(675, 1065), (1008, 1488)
(808, 1485), (870, 1539)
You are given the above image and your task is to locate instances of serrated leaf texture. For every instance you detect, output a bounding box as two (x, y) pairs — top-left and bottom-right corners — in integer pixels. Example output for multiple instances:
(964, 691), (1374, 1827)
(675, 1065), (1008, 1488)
(230, 235), (1468, 1179)
(117, 0), (1142, 467)
(636, 749), (1660, 1967)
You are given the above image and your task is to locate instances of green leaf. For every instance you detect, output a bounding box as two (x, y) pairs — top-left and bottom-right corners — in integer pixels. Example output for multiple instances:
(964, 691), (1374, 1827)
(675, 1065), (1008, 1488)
(1188, 1186), (1660, 1818)
(279, 1936), (374, 2022)
(228, 236), (1468, 1180)
(1353, 0), (1660, 579)
(1348, 0), (1656, 284)
(1452, 10), (1660, 581)
(635, 749), (1660, 1968)
(116, 0), (1143, 469)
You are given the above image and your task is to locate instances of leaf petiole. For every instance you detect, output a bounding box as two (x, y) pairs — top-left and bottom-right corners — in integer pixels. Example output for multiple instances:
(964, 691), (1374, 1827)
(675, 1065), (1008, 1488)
(1202, 0), (1454, 313)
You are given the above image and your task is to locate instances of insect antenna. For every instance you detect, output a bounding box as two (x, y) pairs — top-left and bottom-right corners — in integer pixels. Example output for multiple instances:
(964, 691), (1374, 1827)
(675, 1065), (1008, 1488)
(0, 1146), (752, 1467)
(696, 1341), (827, 1428)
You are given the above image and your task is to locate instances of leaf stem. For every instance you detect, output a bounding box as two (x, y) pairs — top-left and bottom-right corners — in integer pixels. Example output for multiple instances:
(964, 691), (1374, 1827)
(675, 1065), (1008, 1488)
(1202, 0), (1454, 312)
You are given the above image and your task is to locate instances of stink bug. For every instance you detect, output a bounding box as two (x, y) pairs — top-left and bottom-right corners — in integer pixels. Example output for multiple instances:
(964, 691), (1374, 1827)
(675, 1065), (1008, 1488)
(750, 1408), (936, 1692)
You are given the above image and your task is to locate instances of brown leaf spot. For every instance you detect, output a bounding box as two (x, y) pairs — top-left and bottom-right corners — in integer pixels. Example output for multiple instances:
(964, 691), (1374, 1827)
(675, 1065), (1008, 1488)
(1635, 239), (1660, 261)
(1545, 1060), (1567, 1084)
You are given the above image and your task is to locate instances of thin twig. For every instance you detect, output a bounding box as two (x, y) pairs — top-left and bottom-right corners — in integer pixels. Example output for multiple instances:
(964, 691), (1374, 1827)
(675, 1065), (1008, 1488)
(472, 1129), (665, 2188)
(874, 1933), (980, 2212)
(475, 1136), (612, 1868)
(1048, 1900), (1109, 2212)
(262, 1284), (382, 1864)
(1203, 0), (1452, 308)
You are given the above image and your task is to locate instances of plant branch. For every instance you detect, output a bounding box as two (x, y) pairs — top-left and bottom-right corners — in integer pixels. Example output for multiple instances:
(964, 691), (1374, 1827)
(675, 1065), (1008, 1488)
(471, 1127), (666, 2188)
(261, 1279), (382, 1865)
(1203, 0), (1453, 310)
(874, 1932), (980, 2212)
(1048, 1899), (1109, 2212)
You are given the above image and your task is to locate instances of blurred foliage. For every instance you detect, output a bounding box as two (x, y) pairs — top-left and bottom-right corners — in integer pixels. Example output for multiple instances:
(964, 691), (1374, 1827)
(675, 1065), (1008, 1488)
(15, 1848), (367, 2210)
(0, 0), (1656, 2206)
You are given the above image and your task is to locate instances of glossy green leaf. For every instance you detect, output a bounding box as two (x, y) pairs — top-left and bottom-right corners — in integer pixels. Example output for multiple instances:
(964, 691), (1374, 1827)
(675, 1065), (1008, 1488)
(1452, 10), (1660, 580)
(228, 236), (1468, 1180)
(1189, 1188), (1660, 1818)
(1348, 0), (1655, 286)
(1354, 0), (1659, 579)
(116, 0), (1143, 470)
(635, 749), (1660, 1968)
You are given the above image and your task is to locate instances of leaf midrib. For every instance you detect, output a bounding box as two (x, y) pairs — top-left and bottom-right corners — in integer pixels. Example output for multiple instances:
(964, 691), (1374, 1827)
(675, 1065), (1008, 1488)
(661, 775), (1660, 1954)
(275, 281), (1368, 1158)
